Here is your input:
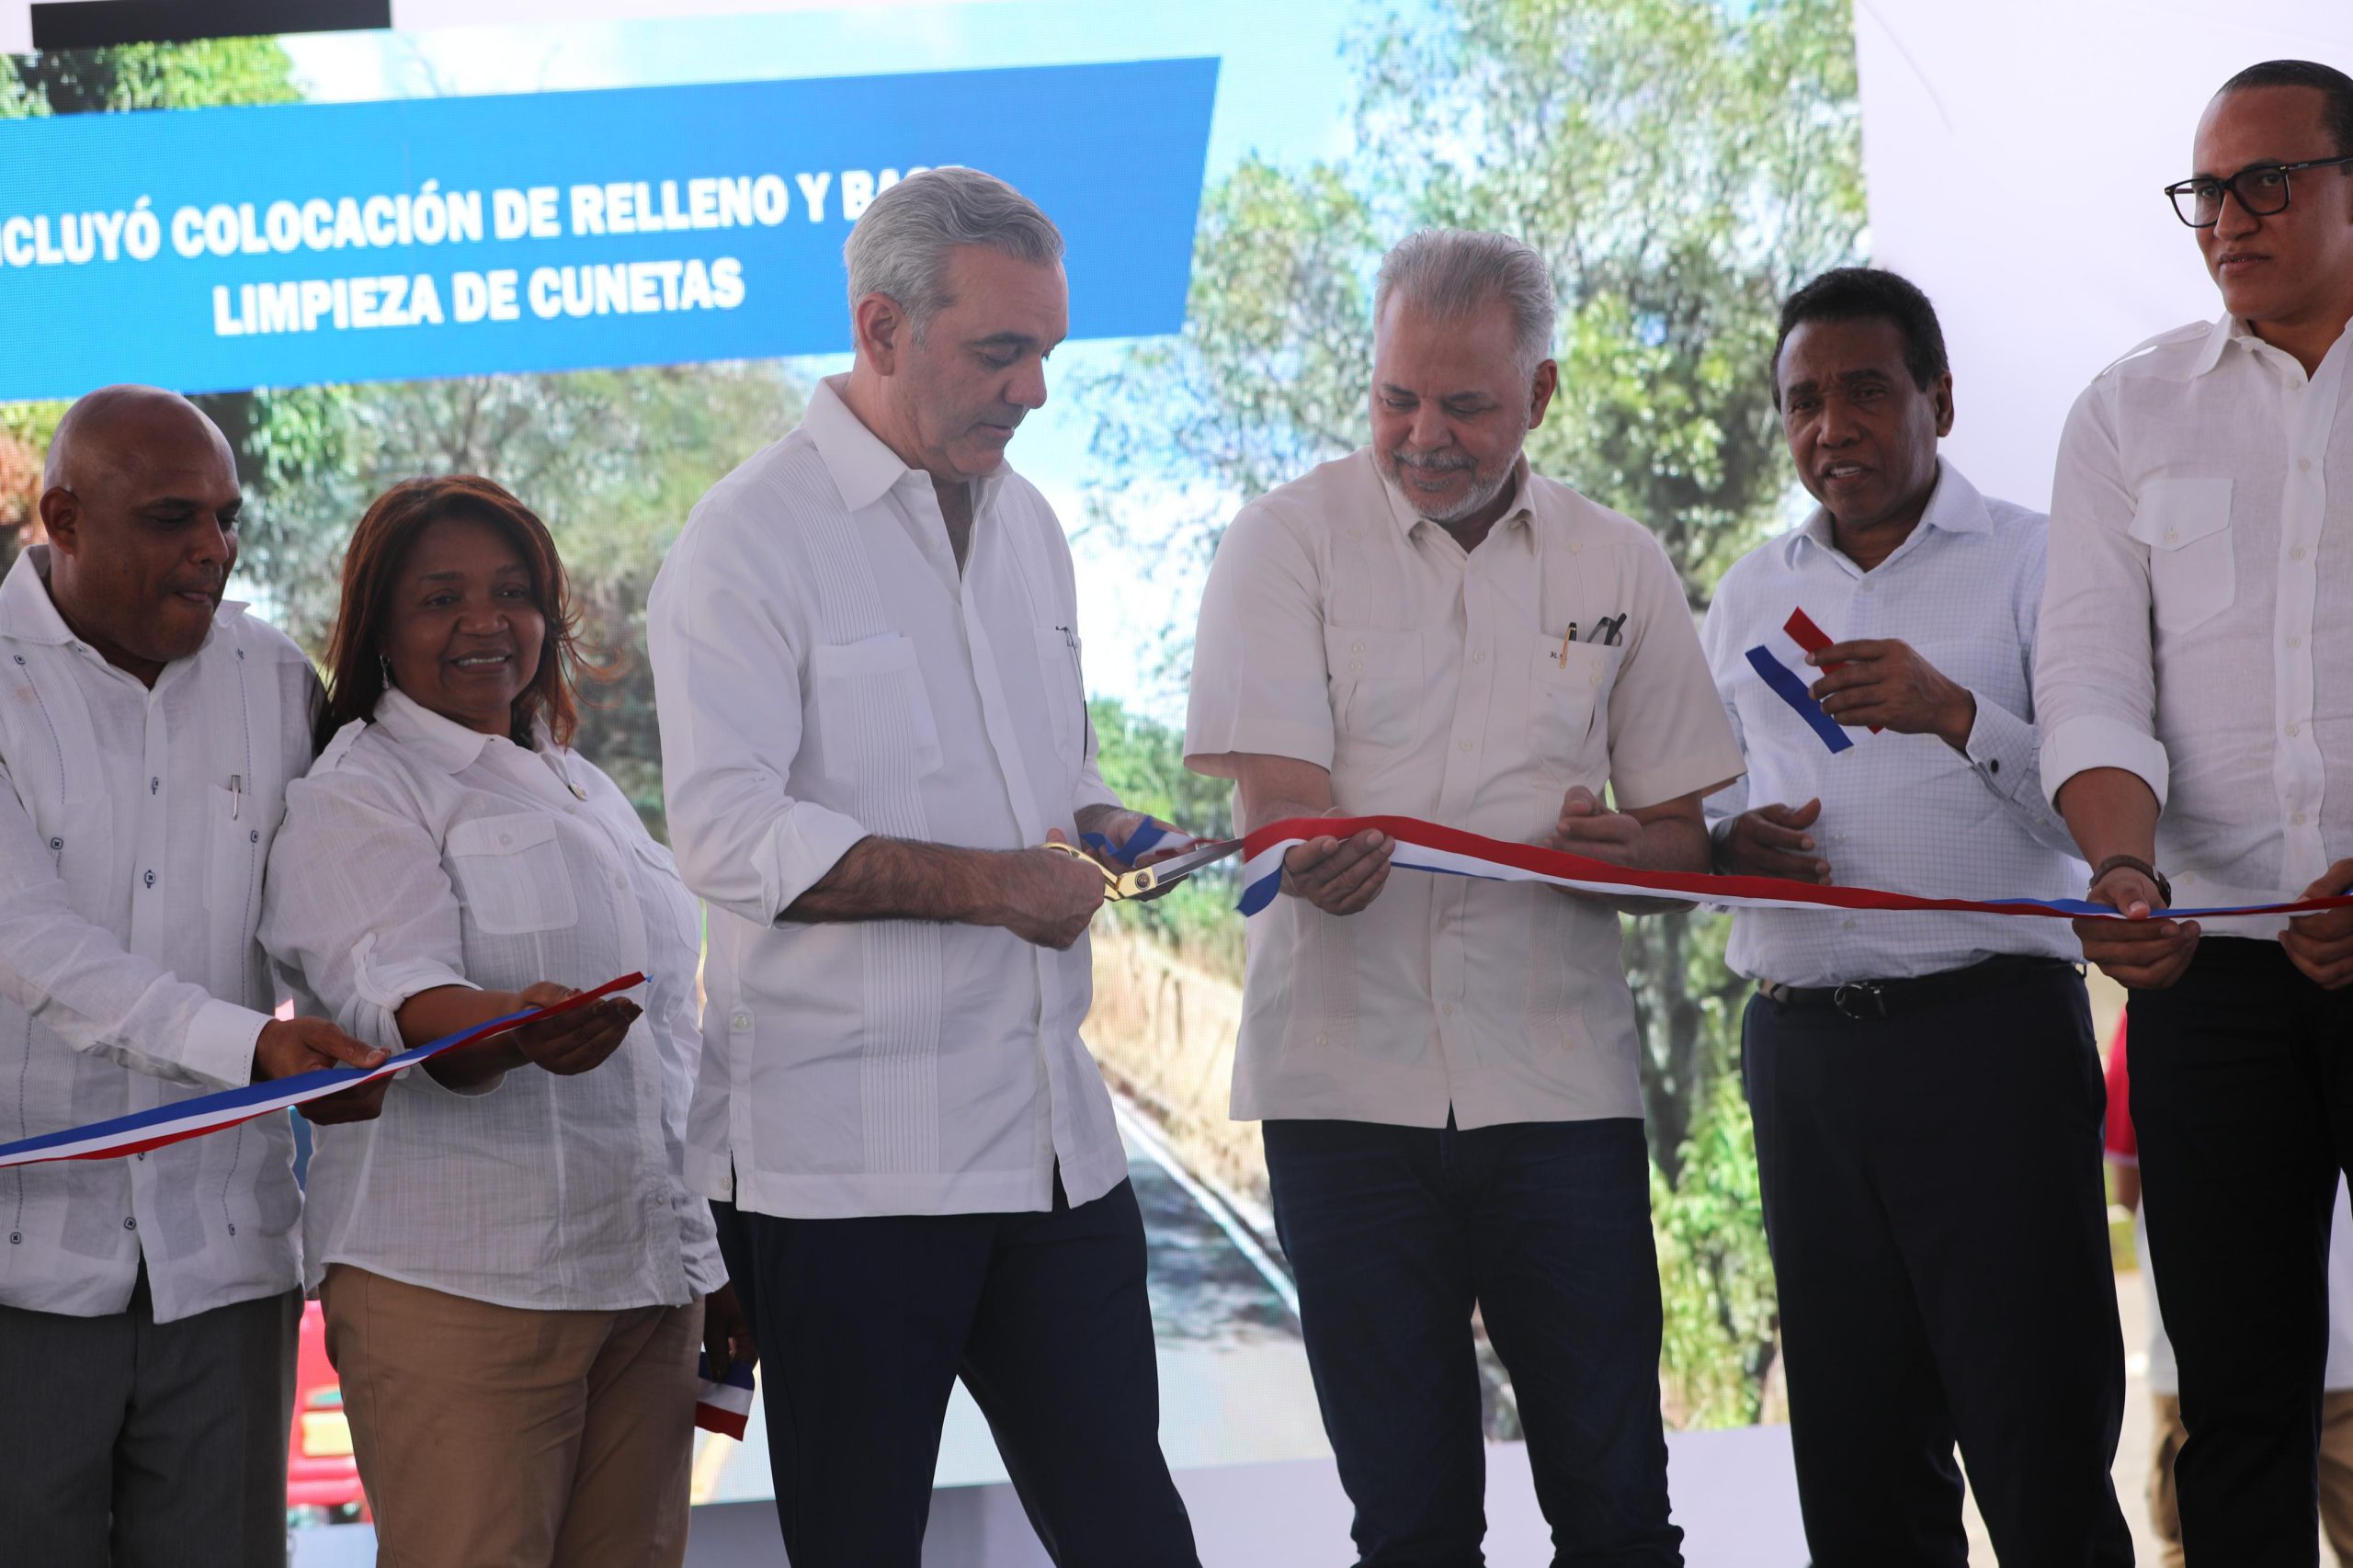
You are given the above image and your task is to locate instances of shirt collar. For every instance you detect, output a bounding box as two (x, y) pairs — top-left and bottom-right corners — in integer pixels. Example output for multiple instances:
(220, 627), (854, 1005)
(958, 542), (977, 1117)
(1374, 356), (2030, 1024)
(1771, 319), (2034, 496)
(2187, 312), (2244, 379)
(804, 373), (1010, 515)
(0, 543), (247, 654)
(1374, 450), (1534, 540)
(369, 685), (553, 774)
(1785, 457), (1988, 569)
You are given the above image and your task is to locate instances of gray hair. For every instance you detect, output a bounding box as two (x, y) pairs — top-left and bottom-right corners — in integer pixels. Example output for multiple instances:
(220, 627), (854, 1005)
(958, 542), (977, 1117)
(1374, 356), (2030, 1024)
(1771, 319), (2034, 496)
(843, 166), (1064, 341)
(1373, 229), (1557, 375)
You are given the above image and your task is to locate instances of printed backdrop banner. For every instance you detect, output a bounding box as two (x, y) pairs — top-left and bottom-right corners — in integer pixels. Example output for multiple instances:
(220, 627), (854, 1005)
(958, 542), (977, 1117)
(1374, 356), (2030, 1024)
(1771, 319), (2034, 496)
(0, 58), (1218, 399)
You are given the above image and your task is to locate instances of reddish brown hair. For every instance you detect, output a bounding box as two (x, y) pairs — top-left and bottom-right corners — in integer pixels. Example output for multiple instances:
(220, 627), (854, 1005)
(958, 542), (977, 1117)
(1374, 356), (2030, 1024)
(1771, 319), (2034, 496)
(317, 475), (593, 752)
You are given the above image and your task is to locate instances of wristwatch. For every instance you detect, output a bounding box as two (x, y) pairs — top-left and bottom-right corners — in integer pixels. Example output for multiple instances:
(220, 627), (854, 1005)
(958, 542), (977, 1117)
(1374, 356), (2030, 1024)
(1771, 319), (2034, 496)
(2091, 854), (2172, 908)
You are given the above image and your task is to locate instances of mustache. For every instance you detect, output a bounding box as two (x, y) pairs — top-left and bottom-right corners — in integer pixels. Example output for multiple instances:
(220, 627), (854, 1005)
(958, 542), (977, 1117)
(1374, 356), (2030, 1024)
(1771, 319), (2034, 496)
(1392, 448), (1476, 473)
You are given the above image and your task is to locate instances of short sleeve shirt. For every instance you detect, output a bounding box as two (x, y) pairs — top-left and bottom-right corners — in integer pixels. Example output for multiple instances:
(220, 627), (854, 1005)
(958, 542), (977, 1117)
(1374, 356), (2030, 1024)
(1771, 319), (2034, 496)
(1186, 449), (1742, 1128)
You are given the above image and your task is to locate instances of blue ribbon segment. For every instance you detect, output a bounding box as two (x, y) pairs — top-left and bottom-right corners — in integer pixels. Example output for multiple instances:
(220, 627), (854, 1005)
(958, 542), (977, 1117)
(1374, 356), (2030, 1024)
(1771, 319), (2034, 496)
(1745, 644), (1852, 754)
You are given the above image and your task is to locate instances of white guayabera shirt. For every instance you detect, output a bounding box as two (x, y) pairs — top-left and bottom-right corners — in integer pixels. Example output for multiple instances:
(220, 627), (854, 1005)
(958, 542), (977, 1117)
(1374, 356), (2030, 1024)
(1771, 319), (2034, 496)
(1700, 460), (2083, 989)
(648, 376), (1128, 1221)
(0, 546), (316, 1325)
(260, 688), (723, 1311)
(2040, 315), (2353, 936)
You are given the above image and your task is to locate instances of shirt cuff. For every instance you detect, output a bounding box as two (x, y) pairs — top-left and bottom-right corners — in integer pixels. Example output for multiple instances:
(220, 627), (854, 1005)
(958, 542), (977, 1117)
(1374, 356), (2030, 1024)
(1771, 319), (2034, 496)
(765, 801), (870, 927)
(189, 998), (271, 1092)
(1610, 743), (1748, 813)
(2040, 714), (2171, 810)
(1183, 718), (1336, 776)
(347, 945), (494, 1097)
(1961, 693), (2036, 793)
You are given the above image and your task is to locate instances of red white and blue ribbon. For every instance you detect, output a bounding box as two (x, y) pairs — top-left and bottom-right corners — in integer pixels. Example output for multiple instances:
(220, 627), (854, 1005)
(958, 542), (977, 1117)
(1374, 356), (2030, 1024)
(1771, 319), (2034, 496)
(1236, 816), (2353, 923)
(695, 1351), (757, 1439)
(0, 972), (646, 1170)
(1745, 606), (1867, 753)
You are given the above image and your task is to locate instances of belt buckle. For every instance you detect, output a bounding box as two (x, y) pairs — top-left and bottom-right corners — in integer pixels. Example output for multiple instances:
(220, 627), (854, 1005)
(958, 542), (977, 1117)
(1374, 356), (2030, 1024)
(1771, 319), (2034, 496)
(1832, 981), (1887, 1021)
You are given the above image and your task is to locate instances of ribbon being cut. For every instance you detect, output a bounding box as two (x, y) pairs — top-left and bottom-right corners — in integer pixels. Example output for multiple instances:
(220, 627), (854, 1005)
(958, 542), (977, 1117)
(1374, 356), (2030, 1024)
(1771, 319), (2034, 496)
(0, 971), (646, 1170)
(1232, 816), (2353, 923)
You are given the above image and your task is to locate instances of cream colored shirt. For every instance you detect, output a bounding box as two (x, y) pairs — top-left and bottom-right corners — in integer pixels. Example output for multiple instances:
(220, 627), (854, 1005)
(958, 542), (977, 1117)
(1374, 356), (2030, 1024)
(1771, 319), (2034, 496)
(1187, 449), (1743, 1128)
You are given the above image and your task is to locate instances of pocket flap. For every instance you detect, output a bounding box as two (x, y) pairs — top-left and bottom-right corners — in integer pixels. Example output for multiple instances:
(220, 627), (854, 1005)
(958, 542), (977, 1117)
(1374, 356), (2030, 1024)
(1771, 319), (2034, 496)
(811, 634), (920, 679)
(447, 812), (559, 858)
(2127, 476), (2234, 550)
(1324, 623), (1421, 678)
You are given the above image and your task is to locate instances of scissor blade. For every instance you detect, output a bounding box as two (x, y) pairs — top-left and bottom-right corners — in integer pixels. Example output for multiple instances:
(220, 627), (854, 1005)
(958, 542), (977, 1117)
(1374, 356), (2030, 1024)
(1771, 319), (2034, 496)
(1117, 838), (1245, 901)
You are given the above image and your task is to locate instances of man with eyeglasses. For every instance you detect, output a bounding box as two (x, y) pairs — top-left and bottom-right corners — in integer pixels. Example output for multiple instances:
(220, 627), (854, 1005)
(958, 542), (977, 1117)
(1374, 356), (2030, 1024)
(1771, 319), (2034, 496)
(2038, 57), (2353, 1562)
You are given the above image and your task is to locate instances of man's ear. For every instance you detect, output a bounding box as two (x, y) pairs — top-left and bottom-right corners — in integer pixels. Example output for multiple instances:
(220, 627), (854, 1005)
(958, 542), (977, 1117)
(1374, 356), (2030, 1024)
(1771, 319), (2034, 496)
(853, 292), (909, 375)
(1931, 372), (1956, 439)
(36, 485), (79, 558)
(1528, 358), (1560, 429)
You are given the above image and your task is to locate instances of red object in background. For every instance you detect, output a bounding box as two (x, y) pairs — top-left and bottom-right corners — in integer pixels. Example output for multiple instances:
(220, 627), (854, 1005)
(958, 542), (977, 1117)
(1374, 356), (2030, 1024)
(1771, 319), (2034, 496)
(286, 1300), (369, 1525)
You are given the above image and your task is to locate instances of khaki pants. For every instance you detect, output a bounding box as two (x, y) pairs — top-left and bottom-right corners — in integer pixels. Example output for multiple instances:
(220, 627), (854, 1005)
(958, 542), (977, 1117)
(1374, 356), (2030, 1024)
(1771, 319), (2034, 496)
(321, 1264), (700, 1568)
(2151, 1390), (2353, 1566)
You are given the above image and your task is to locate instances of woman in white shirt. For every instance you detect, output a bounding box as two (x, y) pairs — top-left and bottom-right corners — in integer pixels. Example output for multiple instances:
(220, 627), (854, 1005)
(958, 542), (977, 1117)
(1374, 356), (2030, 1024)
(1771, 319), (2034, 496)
(260, 474), (749, 1568)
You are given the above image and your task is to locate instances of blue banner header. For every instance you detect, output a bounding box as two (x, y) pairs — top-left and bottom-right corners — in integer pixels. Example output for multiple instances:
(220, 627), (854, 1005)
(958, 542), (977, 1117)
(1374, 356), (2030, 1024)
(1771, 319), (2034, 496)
(0, 58), (1218, 400)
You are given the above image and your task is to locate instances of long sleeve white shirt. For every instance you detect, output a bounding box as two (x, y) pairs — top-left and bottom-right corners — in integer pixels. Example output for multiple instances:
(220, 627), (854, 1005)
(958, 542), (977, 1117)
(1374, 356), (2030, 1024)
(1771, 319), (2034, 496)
(0, 547), (316, 1324)
(647, 376), (1128, 1220)
(258, 689), (724, 1311)
(2040, 314), (2353, 934)
(1700, 461), (2082, 987)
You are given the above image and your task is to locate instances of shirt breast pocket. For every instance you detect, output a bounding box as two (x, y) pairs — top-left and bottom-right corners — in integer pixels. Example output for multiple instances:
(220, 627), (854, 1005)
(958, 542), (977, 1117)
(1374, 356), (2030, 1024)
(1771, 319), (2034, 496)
(2127, 475), (2234, 633)
(1530, 638), (1619, 780)
(1324, 624), (1424, 748)
(445, 813), (581, 937)
(808, 635), (945, 783)
(1036, 625), (1086, 764)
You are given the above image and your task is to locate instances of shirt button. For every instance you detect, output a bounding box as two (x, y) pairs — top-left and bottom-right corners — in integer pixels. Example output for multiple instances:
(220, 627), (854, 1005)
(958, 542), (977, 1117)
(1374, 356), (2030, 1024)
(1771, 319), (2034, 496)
(2290, 636), (2304, 649)
(1442, 1004), (1457, 1017)
(2164, 528), (2179, 542)
(1313, 1033), (1328, 1046)
(729, 1011), (752, 1032)
(1458, 740), (1472, 753)
(2294, 812), (2309, 825)
(2293, 547), (2308, 562)
(1349, 660), (1363, 673)
(1988, 759), (2001, 775)
(1589, 672), (1602, 687)
(1351, 642), (1364, 654)
(498, 833), (514, 846)
(1472, 651), (1486, 665)
(2289, 723), (2302, 737)
(122, 1217), (136, 1231)
(2301, 458), (2313, 472)
(1569, 541), (1584, 555)
(1842, 919), (1857, 931)
(1861, 579), (1876, 591)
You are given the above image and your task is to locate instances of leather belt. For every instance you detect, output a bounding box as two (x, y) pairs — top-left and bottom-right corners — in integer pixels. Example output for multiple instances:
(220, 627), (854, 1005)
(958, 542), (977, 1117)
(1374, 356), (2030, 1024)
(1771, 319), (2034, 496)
(1756, 954), (2079, 1022)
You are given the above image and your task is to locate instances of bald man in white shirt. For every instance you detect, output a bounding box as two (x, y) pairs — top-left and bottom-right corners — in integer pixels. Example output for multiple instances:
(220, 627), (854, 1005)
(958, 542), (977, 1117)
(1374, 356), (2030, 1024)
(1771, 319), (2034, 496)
(649, 168), (1198, 1568)
(0, 387), (386, 1568)
(2040, 60), (2353, 1562)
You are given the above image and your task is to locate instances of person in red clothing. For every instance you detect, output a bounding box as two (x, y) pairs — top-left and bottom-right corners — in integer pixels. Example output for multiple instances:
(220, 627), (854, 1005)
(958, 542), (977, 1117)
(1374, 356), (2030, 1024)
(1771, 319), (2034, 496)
(2108, 1017), (2353, 1565)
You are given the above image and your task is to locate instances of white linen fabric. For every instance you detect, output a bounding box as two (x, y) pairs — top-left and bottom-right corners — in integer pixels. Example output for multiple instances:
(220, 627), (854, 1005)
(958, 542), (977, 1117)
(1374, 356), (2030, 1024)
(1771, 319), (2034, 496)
(260, 688), (723, 1311)
(1186, 448), (1743, 1129)
(1700, 460), (2082, 987)
(0, 546), (315, 1324)
(2040, 315), (2353, 933)
(647, 376), (1127, 1220)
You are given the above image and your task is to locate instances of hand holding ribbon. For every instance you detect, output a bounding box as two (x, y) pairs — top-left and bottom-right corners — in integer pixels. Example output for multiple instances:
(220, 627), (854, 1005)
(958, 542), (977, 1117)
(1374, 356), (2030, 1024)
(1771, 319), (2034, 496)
(2284, 858), (2353, 990)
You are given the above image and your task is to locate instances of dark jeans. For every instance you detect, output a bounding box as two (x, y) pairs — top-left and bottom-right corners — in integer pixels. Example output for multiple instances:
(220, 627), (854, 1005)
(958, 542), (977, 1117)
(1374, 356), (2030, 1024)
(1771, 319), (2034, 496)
(2130, 937), (2353, 1566)
(0, 1267), (300, 1568)
(1742, 960), (2131, 1567)
(712, 1176), (1199, 1568)
(1262, 1114), (1681, 1568)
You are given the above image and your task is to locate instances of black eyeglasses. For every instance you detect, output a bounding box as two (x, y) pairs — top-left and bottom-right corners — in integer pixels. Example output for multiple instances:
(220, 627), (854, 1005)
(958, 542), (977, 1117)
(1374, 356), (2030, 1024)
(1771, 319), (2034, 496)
(2165, 155), (2353, 227)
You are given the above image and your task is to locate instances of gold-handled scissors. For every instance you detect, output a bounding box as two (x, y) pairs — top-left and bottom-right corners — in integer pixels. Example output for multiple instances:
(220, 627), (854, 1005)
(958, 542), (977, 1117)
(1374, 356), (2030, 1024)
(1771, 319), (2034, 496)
(1040, 836), (1245, 902)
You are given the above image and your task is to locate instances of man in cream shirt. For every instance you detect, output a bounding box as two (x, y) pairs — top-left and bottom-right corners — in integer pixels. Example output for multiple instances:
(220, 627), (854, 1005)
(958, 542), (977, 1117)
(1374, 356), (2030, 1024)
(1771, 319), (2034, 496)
(1187, 229), (1741, 1565)
(649, 168), (1197, 1567)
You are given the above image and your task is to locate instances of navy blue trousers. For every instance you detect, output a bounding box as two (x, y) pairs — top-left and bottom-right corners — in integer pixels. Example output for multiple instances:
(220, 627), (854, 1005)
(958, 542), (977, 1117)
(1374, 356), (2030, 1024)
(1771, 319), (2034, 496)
(713, 1176), (1199, 1568)
(1744, 961), (2131, 1568)
(1263, 1114), (1682, 1568)
(2129, 937), (2353, 1566)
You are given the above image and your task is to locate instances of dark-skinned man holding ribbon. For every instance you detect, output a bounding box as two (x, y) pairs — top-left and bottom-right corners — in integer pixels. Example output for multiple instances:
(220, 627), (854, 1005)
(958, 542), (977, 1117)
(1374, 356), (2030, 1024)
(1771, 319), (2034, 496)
(2040, 60), (2353, 1562)
(0, 386), (390, 1568)
(1699, 267), (2131, 1567)
(1187, 228), (1741, 1567)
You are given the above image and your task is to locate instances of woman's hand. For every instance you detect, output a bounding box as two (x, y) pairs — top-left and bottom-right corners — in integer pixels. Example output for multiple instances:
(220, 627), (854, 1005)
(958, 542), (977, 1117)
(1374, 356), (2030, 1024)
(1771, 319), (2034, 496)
(703, 1282), (758, 1378)
(504, 981), (641, 1076)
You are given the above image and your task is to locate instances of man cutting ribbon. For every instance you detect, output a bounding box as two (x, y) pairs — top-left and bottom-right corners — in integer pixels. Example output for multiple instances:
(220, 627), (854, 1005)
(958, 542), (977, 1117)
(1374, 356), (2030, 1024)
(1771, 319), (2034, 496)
(1187, 227), (1742, 1567)
(1699, 267), (2131, 1566)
